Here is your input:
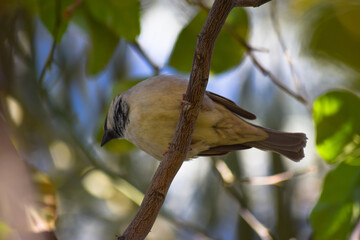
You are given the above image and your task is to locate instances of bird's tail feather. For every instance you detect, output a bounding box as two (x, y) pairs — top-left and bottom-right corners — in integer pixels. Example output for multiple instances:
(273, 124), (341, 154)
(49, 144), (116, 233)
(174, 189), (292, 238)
(244, 127), (307, 162)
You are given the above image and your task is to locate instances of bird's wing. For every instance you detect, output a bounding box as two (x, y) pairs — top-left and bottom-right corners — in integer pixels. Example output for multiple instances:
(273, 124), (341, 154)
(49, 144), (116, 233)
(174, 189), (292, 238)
(198, 144), (252, 156)
(206, 91), (256, 120)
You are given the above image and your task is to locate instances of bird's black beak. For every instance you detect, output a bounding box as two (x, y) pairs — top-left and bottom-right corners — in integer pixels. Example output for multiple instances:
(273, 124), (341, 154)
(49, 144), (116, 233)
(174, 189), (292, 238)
(101, 130), (116, 147)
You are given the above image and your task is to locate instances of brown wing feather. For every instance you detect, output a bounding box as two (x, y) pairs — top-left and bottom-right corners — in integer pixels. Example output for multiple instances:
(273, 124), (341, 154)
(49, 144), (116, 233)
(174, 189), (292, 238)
(198, 144), (252, 156)
(206, 91), (256, 120)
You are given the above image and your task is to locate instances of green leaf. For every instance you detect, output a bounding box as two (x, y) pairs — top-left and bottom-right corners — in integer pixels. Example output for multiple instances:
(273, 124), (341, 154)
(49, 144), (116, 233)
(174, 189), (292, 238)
(73, 8), (119, 75)
(169, 8), (249, 73)
(85, 0), (140, 41)
(310, 162), (360, 240)
(303, 1), (360, 73)
(37, 0), (72, 42)
(313, 90), (360, 163)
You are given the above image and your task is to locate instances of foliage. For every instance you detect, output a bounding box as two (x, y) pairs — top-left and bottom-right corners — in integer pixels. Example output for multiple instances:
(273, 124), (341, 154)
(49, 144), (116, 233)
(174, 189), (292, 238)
(4, 0), (141, 74)
(304, 1), (360, 74)
(74, 0), (140, 74)
(311, 162), (360, 240)
(312, 90), (360, 239)
(169, 7), (249, 73)
(313, 90), (360, 164)
(295, 1), (360, 236)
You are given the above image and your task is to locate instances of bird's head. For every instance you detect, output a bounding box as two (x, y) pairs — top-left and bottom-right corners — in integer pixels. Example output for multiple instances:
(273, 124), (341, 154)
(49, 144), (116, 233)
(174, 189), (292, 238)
(101, 95), (130, 147)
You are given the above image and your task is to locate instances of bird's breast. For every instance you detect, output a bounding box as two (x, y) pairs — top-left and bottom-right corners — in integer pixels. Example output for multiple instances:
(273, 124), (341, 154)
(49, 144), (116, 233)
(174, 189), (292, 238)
(124, 100), (181, 160)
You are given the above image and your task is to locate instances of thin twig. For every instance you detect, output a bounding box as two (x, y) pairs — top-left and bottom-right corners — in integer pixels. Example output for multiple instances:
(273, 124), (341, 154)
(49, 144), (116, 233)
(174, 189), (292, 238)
(248, 51), (308, 105)
(225, 19), (308, 105)
(270, 0), (310, 105)
(215, 159), (317, 186)
(212, 160), (276, 240)
(130, 41), (160, 75)
(239, 166), (317, 185)
(229, 22), (308, 105)
(38, 0), (61, 88)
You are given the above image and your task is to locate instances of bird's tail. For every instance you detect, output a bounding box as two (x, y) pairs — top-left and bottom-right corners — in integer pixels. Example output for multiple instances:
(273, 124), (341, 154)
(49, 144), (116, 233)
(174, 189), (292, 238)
(244, 127), (307, 162)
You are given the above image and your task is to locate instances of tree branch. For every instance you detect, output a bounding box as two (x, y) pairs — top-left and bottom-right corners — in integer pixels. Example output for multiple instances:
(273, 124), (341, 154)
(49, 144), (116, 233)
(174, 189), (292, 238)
(234, 0), (272, 7)
(269, 0), (310, 107)
(119, 0), (271, 239)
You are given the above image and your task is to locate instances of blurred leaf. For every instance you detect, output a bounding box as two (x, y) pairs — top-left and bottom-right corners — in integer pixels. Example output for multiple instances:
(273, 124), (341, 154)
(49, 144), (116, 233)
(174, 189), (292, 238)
(302, 0), (360, 73)
(312, 89), (360, 239)
(313, 90), (360, 163)
(0, 221), (12, 239)
(20, 0), (38, 13)
(345, 146), (360, 166)
(291, 0), (325, 12)
(310, 162), (360, 240)
(37, 0), (72, 42)
(73, 8), (119, 75)
(112, 78), (142, 97)
(169, 7), (248, 73)
(85, 0), (140, 41)
(0, 0), (38, 15)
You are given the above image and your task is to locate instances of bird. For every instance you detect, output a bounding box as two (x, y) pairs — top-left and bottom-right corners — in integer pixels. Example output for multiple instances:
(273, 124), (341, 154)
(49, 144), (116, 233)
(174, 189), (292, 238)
(101, 75), (307, 162)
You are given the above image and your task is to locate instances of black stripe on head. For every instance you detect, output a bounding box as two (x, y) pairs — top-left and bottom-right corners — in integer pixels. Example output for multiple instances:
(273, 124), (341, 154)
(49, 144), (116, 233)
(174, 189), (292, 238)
(103, 115), (108, 131)
(113, 97), (130, 138)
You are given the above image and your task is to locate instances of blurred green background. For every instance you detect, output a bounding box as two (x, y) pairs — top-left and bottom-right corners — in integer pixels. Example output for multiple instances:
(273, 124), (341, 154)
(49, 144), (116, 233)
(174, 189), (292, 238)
(0, 0), (360, 239)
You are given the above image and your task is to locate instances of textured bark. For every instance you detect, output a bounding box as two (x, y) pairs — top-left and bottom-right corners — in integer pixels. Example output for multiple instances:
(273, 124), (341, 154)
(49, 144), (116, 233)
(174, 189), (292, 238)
(118, 0), (271, 239)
